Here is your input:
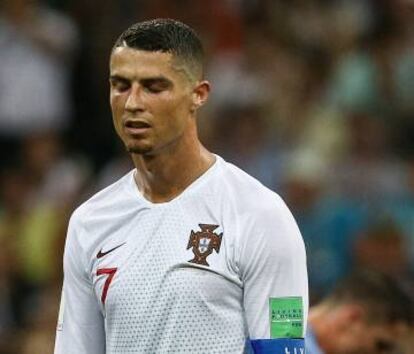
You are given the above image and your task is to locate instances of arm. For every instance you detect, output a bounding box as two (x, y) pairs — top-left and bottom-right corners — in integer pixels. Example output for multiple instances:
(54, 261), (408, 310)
(54, 213), (105, 354)
(239, 195), (308, 353)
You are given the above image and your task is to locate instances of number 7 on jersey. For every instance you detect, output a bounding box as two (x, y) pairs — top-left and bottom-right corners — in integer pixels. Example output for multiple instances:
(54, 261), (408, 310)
(97, 268), (117, 305)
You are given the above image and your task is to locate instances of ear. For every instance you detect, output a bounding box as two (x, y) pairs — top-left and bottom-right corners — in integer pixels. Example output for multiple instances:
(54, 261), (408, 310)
(191, 80), (210, 113)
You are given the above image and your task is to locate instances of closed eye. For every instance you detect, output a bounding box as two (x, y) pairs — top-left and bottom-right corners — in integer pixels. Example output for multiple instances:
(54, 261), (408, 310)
(110, 76), (130, 92)
(141, 78), (172, 93)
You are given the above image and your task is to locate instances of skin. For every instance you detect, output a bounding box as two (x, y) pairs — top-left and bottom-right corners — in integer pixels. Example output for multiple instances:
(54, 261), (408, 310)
(109, 46), (213, 203)
(309, 302), (405, 354)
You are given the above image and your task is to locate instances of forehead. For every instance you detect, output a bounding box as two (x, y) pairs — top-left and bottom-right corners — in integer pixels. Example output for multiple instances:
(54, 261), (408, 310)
(110, 47), (183, 80)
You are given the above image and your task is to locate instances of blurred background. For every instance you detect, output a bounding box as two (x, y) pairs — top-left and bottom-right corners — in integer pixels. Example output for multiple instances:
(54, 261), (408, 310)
(1, 0), (414, 352)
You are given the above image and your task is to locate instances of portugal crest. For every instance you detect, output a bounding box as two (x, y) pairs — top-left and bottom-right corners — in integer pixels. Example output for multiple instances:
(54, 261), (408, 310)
(187, 224), (222, 266)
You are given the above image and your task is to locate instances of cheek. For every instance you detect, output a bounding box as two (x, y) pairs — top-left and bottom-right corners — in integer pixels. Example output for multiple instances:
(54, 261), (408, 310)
(110, 95), (125, 120)
(110, 96), (126, 137)
(159, 94), (191, 120)
(148, 99), (180, 128)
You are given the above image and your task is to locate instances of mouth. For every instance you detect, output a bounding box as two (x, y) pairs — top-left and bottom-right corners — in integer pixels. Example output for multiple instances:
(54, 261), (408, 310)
(124, 119), (151, 135)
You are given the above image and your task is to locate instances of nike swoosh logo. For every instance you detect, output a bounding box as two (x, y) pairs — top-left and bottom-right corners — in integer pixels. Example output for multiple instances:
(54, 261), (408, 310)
(96, 243), (125, 259)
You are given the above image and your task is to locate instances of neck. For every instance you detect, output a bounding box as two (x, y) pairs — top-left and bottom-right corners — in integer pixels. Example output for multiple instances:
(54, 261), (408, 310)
(131, 124), (215, 203)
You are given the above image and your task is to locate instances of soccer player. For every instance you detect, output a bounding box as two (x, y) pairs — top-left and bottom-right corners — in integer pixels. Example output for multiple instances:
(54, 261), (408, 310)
(54, 19), (308, 354)
(306, 270), (414, 354)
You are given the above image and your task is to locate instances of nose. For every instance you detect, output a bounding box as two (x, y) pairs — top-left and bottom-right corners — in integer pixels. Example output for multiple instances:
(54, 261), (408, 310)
(125, 83), (145, 113)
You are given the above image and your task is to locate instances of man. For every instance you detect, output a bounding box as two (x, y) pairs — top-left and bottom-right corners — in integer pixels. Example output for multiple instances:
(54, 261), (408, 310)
(306, 270), (414, 354)
(54, 19), (308, 354)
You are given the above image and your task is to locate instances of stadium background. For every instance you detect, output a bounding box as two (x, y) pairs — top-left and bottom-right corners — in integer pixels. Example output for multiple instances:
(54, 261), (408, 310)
(1, 0), (414, 352)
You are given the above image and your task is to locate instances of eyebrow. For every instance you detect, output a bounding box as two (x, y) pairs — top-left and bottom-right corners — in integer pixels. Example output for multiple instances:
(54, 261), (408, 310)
(109, 75), (129, 87)
(109, 75), (129, 82)
(141, 77), (172, 86)
(109, 75), (172, 84)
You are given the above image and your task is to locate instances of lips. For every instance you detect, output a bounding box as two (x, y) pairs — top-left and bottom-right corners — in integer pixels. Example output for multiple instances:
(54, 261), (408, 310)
(124, 119), (151, 135)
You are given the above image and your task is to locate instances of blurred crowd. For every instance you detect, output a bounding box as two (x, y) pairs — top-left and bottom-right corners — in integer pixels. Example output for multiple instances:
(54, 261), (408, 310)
(1, 0), (414, 352)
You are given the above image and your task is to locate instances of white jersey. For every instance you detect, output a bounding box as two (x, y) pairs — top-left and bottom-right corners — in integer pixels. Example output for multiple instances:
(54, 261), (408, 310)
(54, 156), (308, 354)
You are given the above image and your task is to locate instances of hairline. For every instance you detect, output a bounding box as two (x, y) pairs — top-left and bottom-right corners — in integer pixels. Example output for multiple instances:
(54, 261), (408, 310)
(111, 43), (201, 84)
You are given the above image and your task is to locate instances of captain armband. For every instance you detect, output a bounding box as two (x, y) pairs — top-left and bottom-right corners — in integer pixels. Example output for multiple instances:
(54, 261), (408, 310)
(248, 296), (305, 353)
(249, 338), (305, 354)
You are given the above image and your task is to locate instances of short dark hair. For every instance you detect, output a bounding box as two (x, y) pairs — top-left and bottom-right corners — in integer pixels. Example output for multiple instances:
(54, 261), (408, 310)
(325, 270), (414, 325)
(113, 19), (204, 80)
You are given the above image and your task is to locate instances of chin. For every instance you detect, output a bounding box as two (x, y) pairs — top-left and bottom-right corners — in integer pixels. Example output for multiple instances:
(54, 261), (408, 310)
(126, 143), (153, 155)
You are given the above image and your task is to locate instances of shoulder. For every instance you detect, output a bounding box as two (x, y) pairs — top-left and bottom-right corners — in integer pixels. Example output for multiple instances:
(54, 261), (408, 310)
(65, 170), (136, 261)
(72, 170), (135, 222)
(216, 158), (302, 253)
(217, 158), (288, 219)
(68, 170), (136, 249)
(220, 161), (307, 288)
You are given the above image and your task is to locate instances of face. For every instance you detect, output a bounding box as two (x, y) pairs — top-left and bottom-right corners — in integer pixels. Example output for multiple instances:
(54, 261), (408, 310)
(109, 47), (207, 156)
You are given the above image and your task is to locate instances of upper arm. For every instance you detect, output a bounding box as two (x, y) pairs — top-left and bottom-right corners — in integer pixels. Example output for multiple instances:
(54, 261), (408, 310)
(54, 214), (105, 354)
(239, 195), (308, 341)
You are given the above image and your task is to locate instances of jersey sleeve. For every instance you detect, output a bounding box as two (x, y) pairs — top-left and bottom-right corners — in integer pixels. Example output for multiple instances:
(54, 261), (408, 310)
(54, 212), (105, 354)
(238, 194), (308, 352)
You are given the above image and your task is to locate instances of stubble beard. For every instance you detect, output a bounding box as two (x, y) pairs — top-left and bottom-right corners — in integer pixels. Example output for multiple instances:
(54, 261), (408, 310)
(121, 133), (154, 155)
(126, 143), (153, 155)
(123, 131), (184, 157)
